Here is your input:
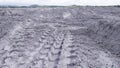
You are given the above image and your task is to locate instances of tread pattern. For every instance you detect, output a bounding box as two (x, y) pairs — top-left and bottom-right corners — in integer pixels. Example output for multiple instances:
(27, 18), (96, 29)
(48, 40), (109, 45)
(0, 24), (120, 68)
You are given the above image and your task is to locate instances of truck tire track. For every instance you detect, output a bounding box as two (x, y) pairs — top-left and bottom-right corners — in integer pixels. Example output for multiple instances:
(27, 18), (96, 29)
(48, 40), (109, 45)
(0, 23), (120, 68)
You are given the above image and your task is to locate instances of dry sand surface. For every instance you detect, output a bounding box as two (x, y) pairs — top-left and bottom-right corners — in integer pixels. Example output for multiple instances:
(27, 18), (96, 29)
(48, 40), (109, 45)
(0, 6), (120, 68)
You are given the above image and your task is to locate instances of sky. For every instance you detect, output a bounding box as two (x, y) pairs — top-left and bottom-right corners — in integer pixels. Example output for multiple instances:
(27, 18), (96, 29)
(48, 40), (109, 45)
(0, 0), (120, 6)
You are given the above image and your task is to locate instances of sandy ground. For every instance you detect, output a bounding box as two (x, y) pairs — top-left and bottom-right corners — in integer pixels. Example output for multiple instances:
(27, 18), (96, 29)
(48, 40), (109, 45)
(0, 6), (120, 68)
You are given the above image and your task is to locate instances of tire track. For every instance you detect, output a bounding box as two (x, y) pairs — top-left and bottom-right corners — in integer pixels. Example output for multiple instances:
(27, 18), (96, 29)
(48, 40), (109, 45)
(57, 31), (72, 68)
(25, 25), (70, 68)
(0, 23), (120, 68)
